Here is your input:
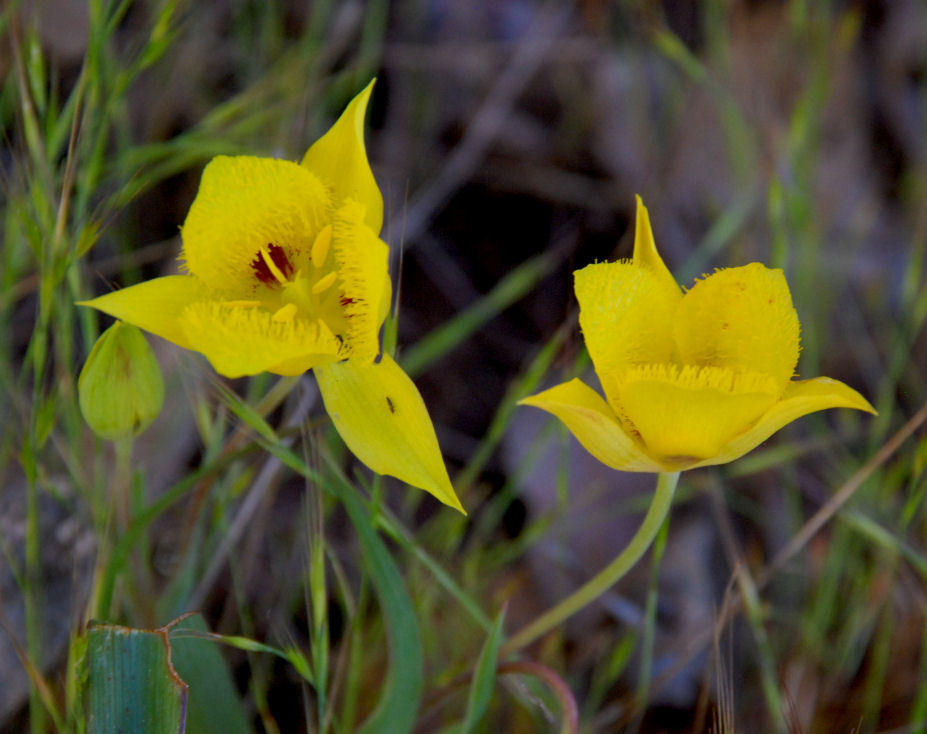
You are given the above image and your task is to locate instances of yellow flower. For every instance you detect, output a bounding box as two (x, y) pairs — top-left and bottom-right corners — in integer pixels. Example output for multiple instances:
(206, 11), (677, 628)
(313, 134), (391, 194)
(520, 197), (875, 472)
(79, 81), (464, 513)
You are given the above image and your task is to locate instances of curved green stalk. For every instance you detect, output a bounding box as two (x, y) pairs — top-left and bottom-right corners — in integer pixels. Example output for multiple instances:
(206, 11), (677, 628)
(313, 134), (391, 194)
(503, 471), (681, 654)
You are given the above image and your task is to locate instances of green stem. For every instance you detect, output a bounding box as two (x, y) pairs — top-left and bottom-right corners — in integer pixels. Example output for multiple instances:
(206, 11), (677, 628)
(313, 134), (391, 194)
(25, 453), (44, 734)
(257, 374), (300, 415)
(631, 512), (671, 730)
(114, 437), (133, 530)
(503, 471), (680, 654)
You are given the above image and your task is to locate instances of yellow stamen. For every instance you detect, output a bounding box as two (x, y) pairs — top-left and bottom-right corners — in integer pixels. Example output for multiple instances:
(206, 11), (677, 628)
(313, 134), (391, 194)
(272, 303), (298, 323)
(312, 272), (338, 294)
(311, 225), (332, 269)
(223, 300), (261, 308)
(260, 247), (289, 284)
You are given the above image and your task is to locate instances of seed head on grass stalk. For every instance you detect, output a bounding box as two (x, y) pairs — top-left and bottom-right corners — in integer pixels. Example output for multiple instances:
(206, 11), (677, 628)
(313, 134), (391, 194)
(78, 79), (464, 513)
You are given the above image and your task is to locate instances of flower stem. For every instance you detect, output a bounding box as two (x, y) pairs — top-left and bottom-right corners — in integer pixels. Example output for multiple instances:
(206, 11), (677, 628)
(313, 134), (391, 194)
(502, 471), (681, 655)
(631, 512), (671, 728)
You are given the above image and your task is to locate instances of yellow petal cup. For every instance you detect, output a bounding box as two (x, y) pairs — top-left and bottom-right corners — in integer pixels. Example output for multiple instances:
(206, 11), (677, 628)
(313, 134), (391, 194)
(521, 196), (876, 473)
(79, 80), (464, 513)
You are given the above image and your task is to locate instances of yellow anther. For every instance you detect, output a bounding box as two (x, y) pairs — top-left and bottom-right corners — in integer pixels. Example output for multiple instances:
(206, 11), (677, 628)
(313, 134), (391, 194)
(312, 272), (338, 294)
(260, 247), (289, 284)
(311, 225), (332, 269)
(271, 303), (298, 323)
(222, 300), (261, 308)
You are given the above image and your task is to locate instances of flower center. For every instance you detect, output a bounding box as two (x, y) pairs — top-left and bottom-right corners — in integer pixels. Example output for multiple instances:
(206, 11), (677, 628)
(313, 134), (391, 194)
(250, 243), (295, 286)
(236, 226), (346, 330)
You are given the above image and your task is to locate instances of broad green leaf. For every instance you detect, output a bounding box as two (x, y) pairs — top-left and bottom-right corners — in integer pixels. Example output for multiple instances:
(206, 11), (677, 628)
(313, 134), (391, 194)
(461, 608), (506, 734)
(86, 622), (187, 734)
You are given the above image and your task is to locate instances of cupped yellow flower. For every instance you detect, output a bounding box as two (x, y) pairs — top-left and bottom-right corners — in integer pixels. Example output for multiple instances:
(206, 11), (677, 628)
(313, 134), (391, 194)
(520, 196), (875, 472)
(79, 80), (464, 513)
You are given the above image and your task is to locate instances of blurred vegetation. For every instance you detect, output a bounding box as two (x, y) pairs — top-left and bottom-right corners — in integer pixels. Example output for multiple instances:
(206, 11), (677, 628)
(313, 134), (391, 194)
(2, 0), (926, 732)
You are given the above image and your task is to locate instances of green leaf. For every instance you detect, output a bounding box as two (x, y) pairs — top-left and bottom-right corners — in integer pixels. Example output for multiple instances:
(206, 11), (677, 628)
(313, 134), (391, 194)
(86, 622), (187, 734)
(214, 381), (278, 442)
(34, 393), (57, 448)
(461, 608), (506, 734)
(76, 220), (103, 258)
(332, 471), (423, 734)
(170, 614), (252, 734)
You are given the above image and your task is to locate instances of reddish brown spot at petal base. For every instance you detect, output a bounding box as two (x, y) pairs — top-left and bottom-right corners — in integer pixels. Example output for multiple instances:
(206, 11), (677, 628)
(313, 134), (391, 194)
(340, 296), (358, 317)
(251, 243), (294, 286)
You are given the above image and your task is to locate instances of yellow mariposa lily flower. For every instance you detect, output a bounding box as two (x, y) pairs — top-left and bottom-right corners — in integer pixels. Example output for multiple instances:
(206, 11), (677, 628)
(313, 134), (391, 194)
(521, 196), (875, 473)
(79, 80), (464, 513)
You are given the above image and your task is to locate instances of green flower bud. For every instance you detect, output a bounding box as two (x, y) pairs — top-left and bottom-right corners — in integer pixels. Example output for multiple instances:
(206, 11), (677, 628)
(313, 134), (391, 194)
(79, 321), (165, 440)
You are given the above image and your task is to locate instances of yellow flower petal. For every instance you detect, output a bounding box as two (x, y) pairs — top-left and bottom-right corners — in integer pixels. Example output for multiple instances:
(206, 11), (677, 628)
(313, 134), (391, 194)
(324, 200), (389, 362)
(77, 275), (208, 350)
(575, 260), (680, 394)
(518, 378), (664, 472)
(632, 195), (678, 295)
(314, 354), (465, 512)
(618, 364), (780, 467)
(301, 79), (383, 234)
(673, 263), (800, 387)
(692, 377), (877, 468)
(181, 300), (341, 378)
(378, 272), (393, 327)
(181, 156), (330, 291)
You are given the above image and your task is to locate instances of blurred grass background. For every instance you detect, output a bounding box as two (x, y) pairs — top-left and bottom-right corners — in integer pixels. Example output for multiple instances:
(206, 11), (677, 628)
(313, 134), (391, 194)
(2, 0), (927, 731)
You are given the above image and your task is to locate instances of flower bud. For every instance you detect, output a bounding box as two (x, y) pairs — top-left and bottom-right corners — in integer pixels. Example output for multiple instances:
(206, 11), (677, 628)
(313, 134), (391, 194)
(79, 321), (164, 440)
